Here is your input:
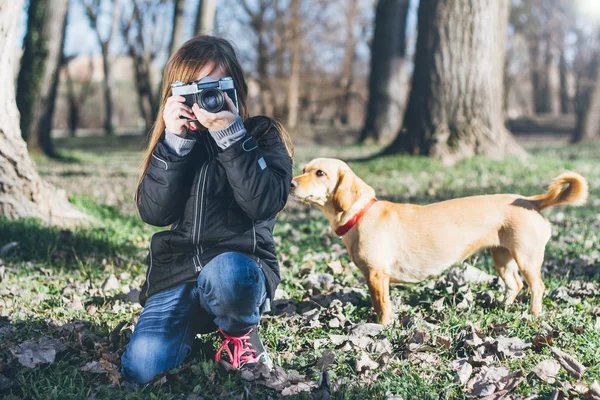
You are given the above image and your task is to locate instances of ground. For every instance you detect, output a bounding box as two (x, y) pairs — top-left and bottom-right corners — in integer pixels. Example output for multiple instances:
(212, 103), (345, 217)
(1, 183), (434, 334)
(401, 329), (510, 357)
(0, 128), (599, 399)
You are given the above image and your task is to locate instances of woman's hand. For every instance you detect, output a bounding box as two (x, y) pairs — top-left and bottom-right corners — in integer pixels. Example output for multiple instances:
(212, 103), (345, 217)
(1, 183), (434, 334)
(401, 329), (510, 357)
(163, 96), (195, 135)
(192, 92), (239, 131)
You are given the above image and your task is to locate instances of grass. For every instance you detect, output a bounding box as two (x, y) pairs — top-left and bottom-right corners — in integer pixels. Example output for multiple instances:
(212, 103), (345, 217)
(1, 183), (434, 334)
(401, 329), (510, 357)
(0, 135), (599, 399)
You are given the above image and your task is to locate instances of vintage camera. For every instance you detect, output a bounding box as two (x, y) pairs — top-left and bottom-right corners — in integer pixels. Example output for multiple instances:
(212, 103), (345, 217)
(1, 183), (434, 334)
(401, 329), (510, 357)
(171, 76), (238, 116)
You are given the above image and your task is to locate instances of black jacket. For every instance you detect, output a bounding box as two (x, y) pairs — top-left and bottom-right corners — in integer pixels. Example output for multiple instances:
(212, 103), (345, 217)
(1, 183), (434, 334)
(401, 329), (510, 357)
(136, 116), (293, 307)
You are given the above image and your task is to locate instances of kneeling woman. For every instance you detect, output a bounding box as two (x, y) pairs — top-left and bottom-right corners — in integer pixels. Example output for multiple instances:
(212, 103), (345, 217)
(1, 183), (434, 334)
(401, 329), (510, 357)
(121, 35), (293, 384)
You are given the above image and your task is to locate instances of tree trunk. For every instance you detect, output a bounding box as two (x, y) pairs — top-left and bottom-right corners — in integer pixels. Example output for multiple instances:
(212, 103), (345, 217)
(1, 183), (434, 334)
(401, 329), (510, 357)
(359, 0), (410, 143)
(530, 37), (560, 115)
(286, 0), (300, 128)
(194, 0), (216, 36)
(0, 0), (88, 225)
(573, 54), (600, 143)
(168, 0), (185, 57)
(16, 0), (69, 156)
(336, 0), (358, 126)
(130, 48), (156, 132)
(383, 0), (524, 163)
(559, 48), (570, 114)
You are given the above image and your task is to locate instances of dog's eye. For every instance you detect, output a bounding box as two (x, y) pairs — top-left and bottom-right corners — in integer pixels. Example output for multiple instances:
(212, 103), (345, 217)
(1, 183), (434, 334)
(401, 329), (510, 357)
(316, 170), (325, 177)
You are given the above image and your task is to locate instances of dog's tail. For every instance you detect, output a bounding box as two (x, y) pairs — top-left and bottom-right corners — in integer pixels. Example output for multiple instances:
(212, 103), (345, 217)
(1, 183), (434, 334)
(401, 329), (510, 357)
(527, 172), (589, 211)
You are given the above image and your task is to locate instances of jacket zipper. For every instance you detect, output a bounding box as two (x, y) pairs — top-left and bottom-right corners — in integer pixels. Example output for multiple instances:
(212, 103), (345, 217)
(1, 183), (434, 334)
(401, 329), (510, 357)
(194, 140), (214, 271)
(145, 237), (154, 296)
(252, 221), (257, 254)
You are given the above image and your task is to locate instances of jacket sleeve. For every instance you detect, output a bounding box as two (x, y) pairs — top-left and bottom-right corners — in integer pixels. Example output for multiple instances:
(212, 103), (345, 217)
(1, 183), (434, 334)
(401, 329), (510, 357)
(217, 120), (293, 221)
(136, 139), (195, 226)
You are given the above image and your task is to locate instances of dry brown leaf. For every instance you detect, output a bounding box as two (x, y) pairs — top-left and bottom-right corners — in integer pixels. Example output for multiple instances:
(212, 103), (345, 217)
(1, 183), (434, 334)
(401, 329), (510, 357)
(10, 337), (67, 368)
(327, 260), (345, 275)
(452, 359), (473, 386)
(586, 381), (600, 400)
(551, 347), (586, 379)
(495, 336), (531, 358)
(356, 351), (378, 374)
(80, 361), (106, 374)
(532, 359), (561, 383)
(435, 335), (453, 349)
(349, 323), (384, 337)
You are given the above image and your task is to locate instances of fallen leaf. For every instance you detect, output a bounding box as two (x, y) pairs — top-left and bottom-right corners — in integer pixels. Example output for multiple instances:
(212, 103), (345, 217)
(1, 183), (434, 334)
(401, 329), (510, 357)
(435, 335), (453, 349)
(356, 352), (378, 374)
(532, 335), (553, 350)
(432, 298), (444, 312)
(586, 381), (600, 400)
(101, 274), (120, 292)
(124, 289), (140, 304)
(532, 359), (561, 383)
(349, 323), (384, 338)
(316, 349), (335, 371)
(495, 336), (531, 358)
(452, 359), (473, 386)
(448, 264), (496, 286)
(80, 361), (106, 374)
(327, 260), (345, 275)
(551, 347), (586, 379)
(10, 337), (68, 368)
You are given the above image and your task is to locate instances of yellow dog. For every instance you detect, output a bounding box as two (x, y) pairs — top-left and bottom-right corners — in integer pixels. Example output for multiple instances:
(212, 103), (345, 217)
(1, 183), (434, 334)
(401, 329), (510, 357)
(290, 158), (588, 324)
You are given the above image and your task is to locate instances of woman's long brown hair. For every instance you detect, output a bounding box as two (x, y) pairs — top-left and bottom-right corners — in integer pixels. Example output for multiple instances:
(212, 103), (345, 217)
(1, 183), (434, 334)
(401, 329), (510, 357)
(135, 35), (293, 205)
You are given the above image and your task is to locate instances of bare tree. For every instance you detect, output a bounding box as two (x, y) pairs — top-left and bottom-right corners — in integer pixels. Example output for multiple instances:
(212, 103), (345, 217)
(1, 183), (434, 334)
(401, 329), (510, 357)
(64, 56), (95, 137)
(572, 32), (600, 142)
(16, 0), (70, 156)
(83, 0), (120, 136)
(0, 0), (87, 224)
(335, 0), (358, 126)
(240, 0), (276, 116)
(121, 0), (169, 131)
(359, 0), (410, 143)
(286, 0), (300, 128)
(168, 0), (185, 57)
(384, 0), (524, 163)
(194, 0), (216, 36)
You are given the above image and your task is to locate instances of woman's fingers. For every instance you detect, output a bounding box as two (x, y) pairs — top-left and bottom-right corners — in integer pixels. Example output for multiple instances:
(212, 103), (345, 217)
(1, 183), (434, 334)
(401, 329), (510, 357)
(224, 92), (238, 114)
(166, 95), (187, 104)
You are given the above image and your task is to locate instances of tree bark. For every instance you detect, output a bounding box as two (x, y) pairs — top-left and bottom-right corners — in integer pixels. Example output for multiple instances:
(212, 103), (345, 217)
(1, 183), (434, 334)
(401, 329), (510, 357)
(559, 48), (570, 114)
(0, 0), (88, 225)
(286, 0), (301, 129)
(573, 53), (600, 142)
(64, 56), (94, 137)
(335, 0), (358, 126)
(359, 0), (410, 143)
(168, 0), (185, 57)
(84, 0), (119, 136)
(194, 0), (216, 36)
(16, 0), (69, 157)
(383, 0), (524, 163)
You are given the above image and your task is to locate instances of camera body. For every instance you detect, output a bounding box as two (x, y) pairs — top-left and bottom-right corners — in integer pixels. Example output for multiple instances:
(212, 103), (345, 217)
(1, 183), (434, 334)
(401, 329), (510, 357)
(171, 76), (238, 116)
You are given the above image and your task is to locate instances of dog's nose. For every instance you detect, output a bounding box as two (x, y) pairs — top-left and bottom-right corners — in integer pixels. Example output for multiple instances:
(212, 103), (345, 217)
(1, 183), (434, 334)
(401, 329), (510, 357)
(290, 179), (299, 189)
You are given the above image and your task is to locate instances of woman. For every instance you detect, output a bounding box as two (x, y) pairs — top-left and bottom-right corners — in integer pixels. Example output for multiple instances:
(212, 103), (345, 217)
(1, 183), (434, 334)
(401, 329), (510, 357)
(121, 35), (293, 384)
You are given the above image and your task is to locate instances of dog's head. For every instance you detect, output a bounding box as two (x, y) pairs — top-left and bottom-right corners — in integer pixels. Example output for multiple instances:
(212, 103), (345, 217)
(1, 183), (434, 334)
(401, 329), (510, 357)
(290, 158), (374, 213)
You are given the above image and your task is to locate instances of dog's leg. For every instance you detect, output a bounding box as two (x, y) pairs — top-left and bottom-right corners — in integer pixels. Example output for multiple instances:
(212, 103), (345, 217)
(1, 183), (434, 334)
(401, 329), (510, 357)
(491, 247), (523, 306)
(513, 249), (546, 316)
(366, 269), (392, 324)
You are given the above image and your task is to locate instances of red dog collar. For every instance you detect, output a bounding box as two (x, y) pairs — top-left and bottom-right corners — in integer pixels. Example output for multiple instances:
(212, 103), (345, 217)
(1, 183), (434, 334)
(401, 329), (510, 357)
(335, 197), (378, 236)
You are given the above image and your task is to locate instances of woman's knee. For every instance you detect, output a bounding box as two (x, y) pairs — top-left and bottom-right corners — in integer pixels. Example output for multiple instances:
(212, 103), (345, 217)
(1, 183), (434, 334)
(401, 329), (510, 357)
(198, 252), (265, 305)
(121, 329), (193, 384)
(121, 333), (170, 384)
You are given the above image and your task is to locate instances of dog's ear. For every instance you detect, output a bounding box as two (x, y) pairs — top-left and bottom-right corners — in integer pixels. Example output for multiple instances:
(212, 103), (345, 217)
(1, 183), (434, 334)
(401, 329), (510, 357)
(333, 168), (362, 212)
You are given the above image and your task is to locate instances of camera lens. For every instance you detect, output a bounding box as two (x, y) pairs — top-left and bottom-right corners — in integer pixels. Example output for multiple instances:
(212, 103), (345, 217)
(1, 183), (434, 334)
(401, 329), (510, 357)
(200, 89), (224, 112)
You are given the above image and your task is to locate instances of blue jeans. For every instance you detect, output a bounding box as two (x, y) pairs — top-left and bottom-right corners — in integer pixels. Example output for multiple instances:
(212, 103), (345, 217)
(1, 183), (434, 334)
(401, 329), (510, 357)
(121, 252), (267, 384)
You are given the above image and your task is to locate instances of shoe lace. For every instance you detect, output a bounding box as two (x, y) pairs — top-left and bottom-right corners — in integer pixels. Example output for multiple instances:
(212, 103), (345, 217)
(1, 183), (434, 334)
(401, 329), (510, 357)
(215, 328), (259, 368)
